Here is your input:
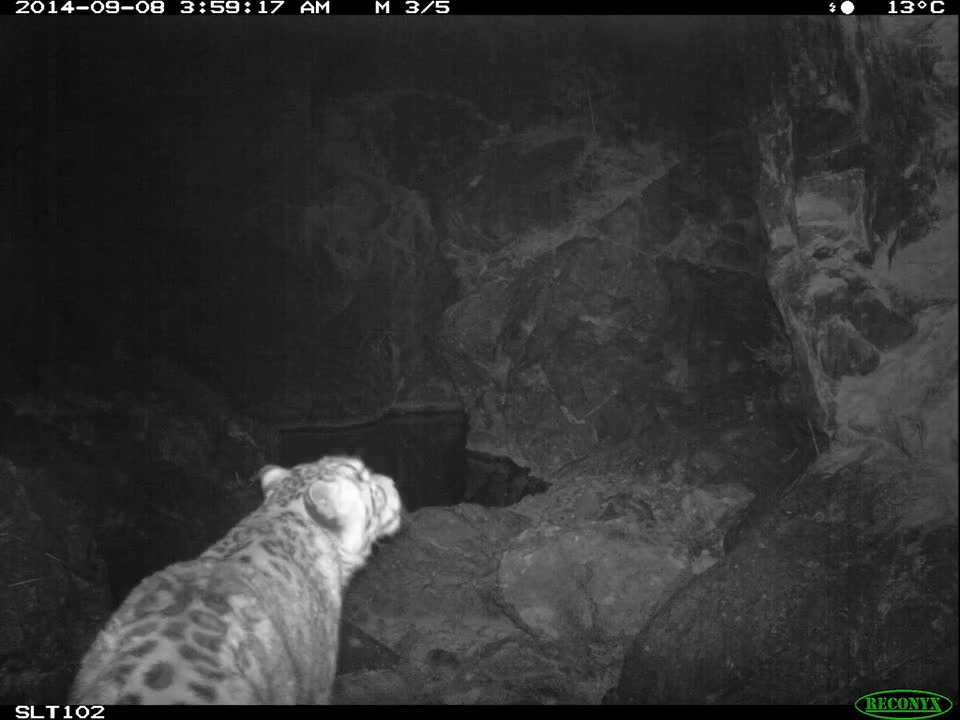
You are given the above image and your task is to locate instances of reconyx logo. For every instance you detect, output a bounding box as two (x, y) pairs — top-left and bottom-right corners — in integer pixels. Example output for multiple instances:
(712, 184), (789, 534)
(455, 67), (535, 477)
(856, 690), (954, 719)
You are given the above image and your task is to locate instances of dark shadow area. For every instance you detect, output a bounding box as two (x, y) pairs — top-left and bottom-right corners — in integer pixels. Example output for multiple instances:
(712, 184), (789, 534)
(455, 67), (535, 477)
(282, 411), (547, 511)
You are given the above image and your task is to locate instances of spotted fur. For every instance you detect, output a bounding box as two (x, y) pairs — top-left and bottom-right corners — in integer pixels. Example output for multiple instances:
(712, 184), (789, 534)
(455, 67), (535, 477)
(69, 456), (403, 705)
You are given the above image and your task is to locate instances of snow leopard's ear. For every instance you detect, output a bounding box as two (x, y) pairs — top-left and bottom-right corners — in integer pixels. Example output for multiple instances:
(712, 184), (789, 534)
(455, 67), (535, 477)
(256, 465), (291, 495)
(305, 476), (350, 531)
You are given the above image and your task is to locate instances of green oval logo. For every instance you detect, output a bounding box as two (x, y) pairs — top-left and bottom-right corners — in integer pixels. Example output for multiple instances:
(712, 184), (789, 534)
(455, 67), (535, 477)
(856, 689), (954, 720)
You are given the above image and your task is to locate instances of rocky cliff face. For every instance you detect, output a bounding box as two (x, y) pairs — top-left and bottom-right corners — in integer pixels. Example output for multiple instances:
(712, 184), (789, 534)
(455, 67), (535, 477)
(754, 18), (957, 468)
(616, 16), (959, 704)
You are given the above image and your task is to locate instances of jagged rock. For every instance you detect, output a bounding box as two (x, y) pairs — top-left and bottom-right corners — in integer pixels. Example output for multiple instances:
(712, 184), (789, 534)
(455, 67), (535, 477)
(344, 502), (661, 704)
(498, 521), (690, 644)
(818, 316), (881, 379)
(795, 170), (871, 260)
(756, 18), (957, 463)
(678, 484), (756, 554)
(810, 279), (915, 351)
(344, 504), (530, 663)
(342, 451), (761, 704)
(850, 289), (915, 350)
(439, 233), (672, 475)
(440, 211), (789, 475)
(835, 305), (958, 463)
(617, 445), (959, 704)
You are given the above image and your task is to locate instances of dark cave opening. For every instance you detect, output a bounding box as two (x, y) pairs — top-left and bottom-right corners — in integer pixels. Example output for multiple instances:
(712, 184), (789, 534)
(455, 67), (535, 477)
(280, 410), (548, 511)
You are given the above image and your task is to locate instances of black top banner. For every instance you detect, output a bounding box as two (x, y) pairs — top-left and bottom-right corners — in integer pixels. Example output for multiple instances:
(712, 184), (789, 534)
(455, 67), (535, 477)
(3, 0), (958, 14)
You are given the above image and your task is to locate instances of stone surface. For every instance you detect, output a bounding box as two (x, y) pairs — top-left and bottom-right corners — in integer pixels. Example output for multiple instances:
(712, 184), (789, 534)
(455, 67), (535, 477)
(344, 504), (529, 660)
(617, 444), (959, 704)
(439, 156), (800, 476)
(340, 432), (768, 703)
(497, 522), (690, 643)
(818, 316), (881, 379)
(755, 16), (958, 466)
(835, 305), (959, 463)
